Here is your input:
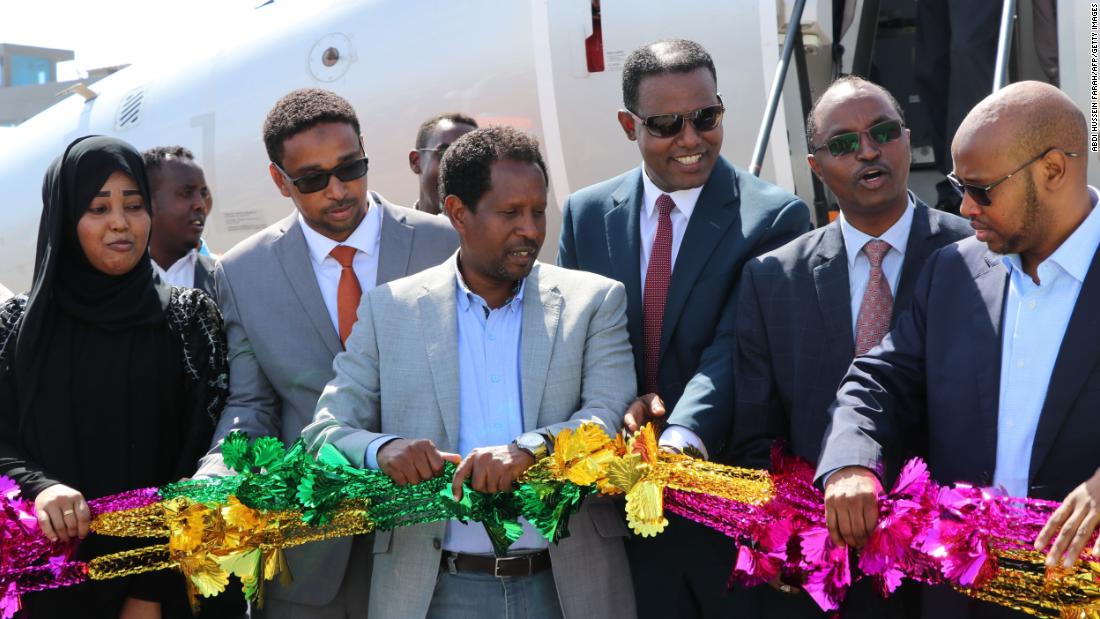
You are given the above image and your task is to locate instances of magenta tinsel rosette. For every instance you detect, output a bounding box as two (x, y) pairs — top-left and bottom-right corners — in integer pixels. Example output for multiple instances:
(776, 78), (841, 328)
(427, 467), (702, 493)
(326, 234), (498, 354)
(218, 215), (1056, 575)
(0, 477), (89, 618)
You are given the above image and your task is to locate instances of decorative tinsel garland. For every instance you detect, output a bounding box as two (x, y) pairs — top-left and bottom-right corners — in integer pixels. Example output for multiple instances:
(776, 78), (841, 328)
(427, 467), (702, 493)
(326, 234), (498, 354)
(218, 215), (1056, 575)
(0, 425), (1095, 618)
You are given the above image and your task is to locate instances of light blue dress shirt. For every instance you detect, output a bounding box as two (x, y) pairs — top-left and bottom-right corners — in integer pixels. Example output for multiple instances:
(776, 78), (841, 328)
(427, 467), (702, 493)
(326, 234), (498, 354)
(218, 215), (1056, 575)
(363, 264), (547, 554)
(994, 187), (1100, 497)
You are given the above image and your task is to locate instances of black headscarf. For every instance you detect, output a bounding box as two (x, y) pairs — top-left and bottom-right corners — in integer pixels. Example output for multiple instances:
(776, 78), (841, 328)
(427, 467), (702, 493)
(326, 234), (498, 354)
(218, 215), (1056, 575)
(12, 135), (182, 500)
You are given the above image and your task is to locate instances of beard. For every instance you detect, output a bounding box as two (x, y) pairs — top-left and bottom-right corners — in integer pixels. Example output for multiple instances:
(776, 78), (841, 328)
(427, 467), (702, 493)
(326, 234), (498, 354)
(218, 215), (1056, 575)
(991, 175), (1043, 256)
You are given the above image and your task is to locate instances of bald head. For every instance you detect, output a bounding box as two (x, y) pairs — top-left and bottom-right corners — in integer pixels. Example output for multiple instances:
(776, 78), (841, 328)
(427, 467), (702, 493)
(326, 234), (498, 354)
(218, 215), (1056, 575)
(955, 81), (1087, 162)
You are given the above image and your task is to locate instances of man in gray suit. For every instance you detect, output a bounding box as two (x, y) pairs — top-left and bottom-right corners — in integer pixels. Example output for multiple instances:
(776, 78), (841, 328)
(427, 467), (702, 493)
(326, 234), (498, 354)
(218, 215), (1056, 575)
(303, 126), (637, 619)
(195, 89), (457, 617)
(730, 76), (971, 617)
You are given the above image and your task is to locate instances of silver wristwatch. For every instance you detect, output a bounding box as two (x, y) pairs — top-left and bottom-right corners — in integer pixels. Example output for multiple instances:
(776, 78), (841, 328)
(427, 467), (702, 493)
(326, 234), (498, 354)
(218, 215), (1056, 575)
(513, 432), (550, 459)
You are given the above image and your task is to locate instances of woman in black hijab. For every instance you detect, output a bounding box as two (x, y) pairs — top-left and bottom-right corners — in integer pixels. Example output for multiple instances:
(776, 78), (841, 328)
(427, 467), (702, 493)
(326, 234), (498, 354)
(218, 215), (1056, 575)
(0, 136), (230, 618)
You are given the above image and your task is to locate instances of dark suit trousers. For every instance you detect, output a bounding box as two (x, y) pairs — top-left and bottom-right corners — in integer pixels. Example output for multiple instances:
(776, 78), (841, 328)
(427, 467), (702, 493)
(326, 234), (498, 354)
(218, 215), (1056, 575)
(626, 514), (760, 619)
(759, 579), (919, 619)
(915, 0), (1003, 174)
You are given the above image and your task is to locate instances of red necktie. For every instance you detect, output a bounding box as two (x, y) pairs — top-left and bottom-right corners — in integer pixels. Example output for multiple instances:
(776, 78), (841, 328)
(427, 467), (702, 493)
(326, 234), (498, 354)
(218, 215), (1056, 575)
(854, 239), (893, 355)
(643, 194), (675, 394)
(330, 245), (362, 346)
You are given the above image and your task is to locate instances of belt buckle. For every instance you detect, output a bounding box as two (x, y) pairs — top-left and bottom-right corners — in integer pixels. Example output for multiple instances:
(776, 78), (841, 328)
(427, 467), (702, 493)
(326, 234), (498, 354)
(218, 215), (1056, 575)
(493, 555), (533, 577)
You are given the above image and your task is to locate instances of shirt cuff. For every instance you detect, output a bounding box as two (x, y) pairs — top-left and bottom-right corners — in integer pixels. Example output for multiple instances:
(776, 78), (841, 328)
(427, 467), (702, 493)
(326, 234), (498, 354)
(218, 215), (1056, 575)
(658, 425), (709, 460)
(365, 435), (401, 469)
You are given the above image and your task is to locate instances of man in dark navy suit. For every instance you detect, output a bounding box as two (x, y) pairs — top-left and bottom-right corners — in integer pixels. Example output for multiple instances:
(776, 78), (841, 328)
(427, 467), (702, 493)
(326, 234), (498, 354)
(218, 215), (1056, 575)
(818, 81), (1100, 618)
(558, 38), (810, 618)
(730, 76), (971, 618)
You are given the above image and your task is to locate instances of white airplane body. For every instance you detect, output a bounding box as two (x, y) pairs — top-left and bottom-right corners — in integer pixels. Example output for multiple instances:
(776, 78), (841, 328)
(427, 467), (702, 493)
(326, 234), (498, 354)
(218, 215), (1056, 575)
(0, 0), (1093, 292)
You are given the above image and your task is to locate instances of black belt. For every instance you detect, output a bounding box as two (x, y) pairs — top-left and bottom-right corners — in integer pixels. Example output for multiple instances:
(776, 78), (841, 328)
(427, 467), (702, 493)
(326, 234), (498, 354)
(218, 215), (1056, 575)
(441, 550), (551, 577)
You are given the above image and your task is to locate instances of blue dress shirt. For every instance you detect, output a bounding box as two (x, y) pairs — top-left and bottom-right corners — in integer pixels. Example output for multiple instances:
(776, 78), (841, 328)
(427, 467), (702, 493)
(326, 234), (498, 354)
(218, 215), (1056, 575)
(994, 187), (1100, 497)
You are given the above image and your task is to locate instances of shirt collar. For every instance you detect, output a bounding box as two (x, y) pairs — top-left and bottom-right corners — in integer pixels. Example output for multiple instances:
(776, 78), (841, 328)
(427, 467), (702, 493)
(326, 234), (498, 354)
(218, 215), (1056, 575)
(640, 165), (703, 221)
(1001, 186), (1100, 283)
(453, 253), (527, 313)
(154, 247), (198, 273)
(298, 192), (382, 266)
(838, 193), (916, 269)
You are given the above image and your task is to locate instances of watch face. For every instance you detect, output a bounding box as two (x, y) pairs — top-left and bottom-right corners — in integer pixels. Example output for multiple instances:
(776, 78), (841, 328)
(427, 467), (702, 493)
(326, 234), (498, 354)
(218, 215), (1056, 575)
(518, 434), (543, 451)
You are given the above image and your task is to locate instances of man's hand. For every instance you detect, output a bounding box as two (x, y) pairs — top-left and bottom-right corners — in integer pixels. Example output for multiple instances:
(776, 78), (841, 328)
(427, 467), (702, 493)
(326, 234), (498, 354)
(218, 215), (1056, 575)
(623, 393), (666, 433)
(451, 443), (536, 500)
(823, 466), (882, 549)
(767, 576), (801, 595)
(34, 483), (90, 543)
(1035, 467), (1100, 568)
(377, 438), (460, 486)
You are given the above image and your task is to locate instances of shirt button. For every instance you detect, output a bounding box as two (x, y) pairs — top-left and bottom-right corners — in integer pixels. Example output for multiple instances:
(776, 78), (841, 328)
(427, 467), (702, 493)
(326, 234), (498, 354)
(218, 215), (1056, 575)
(1016, 360), (1025, 368)
(488, 334), (496, 341)
(1027, 300), (1037, 310)
(432, 538), (441, 550)
(1006, 420), (1016, 429)
(491, 375), (501, 383)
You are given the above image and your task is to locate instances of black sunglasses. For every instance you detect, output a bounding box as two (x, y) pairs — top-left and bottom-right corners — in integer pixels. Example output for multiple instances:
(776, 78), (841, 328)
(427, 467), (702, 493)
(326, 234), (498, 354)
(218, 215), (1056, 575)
(629, 96), (725, 138)
(275, 156), (369, 194)
(812, 119), (904, 157)
(947, 148), (1079, 207)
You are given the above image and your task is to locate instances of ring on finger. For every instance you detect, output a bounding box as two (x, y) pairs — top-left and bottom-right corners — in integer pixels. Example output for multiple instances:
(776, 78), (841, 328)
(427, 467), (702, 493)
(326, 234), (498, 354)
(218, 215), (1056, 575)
(779, 584), (794, 594)
(62, 508), (75, 516)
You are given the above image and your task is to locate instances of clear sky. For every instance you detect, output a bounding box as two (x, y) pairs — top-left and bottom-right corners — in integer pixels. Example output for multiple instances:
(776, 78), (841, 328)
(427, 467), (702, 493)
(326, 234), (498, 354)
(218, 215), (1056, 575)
(0, 0), (252, 80)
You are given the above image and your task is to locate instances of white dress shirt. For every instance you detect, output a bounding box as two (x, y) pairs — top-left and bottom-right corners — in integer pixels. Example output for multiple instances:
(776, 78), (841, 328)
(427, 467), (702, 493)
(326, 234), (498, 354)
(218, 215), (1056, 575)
(994, 186), (1100, 497)
(637, 166), (709, 457)
(638, 166), (703, 290)
(838, 194), (916, 336)
(297, 194), (382, 336)
(153, 248), (199, 289)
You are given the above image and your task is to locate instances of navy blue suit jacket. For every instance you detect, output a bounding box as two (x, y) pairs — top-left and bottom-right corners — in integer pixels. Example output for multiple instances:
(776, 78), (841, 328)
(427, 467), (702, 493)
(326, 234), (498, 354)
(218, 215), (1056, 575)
(558, 157), (810, 458)
(732, 199), (973, 472)
(816, 234), (1100, 617)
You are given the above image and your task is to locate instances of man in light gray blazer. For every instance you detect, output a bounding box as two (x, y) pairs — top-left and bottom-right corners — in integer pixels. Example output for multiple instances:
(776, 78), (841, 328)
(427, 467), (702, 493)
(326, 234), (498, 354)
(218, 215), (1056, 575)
(195, 89), (457, 617)
(303, 126), (637, 619)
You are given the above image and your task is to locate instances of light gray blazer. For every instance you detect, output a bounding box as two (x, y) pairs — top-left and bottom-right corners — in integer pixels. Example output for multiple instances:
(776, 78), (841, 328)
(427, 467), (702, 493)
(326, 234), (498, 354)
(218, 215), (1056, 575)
(303, 258), (639, 619)
(195, 194), (457, 606)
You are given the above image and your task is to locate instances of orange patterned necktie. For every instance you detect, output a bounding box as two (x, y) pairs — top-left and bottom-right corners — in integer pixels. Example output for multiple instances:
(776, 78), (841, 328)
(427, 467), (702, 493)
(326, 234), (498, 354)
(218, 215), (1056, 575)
(329, 245), (362, 346)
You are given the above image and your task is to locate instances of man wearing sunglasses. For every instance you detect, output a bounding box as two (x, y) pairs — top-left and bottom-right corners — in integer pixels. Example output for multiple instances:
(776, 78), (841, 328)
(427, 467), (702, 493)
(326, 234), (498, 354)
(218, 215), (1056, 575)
(729, 75), (971, 618)
(195, 88), (457, 618)
(408, 112), (478, 216)
(558, 39), (810, 618)
(818, 81), (1100, 618)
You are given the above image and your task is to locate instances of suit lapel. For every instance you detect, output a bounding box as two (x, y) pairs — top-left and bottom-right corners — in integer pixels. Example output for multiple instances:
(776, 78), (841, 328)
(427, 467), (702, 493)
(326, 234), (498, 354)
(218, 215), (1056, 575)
(812, 224), (855, 360)
(520, 264), (562, 432)
(375, 194), (414, 285)
(605, 170), (645, 381)
(973, 251), (1008, 468)
(1029, 244), (1100, 476)
(193, 254), (216, 295)
(893, 199), (938, 327)
(418, 264), (461, 447)
(273, 214), (342, 357)
(660, 159), (741, 356)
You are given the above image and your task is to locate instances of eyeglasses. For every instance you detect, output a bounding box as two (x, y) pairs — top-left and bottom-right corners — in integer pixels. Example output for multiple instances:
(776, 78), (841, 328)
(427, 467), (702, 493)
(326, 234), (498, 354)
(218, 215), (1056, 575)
(946, 148), (1078, 206)
(274, 156), (369, 194)
(418, 143), (451, 156)
(812, 120), (904, 157)
(629, 96), (725, 138)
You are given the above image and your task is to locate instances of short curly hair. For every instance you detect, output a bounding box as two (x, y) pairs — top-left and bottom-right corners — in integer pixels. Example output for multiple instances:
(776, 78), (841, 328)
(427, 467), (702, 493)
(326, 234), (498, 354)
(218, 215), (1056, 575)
(439, 126), (548, 212)
(622, 39), (717, 112)
(142, 145), (195, 177)
(415, 113), (478, 149)
(263, 88), (360, 167)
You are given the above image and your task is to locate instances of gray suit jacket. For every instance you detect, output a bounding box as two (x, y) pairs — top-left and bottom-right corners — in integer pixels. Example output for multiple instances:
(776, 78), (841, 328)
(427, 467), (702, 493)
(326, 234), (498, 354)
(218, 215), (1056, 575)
(303, 258), (638, 619)
(195, 193), (457, 606)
